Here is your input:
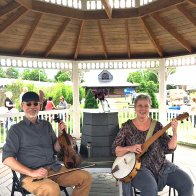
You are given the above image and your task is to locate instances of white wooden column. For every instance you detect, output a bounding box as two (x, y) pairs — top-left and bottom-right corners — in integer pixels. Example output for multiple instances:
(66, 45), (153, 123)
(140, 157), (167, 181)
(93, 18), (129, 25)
(72, 62), (81, 139)
(158, 59), (167, 125)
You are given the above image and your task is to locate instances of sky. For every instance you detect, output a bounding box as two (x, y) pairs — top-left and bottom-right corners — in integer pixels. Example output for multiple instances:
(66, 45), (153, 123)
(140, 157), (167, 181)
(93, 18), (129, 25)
(42, 69), (131, 81)
(83, 69), (130, 82)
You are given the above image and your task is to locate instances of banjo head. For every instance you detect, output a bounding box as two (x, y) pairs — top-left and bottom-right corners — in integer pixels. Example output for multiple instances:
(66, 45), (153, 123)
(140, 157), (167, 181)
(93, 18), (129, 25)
(112, 152), (136, 179)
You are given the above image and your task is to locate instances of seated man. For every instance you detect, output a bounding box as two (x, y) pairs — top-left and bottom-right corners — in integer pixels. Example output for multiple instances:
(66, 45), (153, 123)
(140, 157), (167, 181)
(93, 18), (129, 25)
(2, 91), (92, 196)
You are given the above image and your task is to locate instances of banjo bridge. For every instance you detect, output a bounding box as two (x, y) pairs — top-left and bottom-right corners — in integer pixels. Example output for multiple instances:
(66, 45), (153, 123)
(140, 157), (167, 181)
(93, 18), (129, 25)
(111, 165), (119, 174)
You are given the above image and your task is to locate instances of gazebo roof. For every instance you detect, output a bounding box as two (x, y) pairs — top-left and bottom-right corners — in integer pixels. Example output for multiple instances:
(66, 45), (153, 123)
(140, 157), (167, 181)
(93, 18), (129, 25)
(0, 0), (196, 61)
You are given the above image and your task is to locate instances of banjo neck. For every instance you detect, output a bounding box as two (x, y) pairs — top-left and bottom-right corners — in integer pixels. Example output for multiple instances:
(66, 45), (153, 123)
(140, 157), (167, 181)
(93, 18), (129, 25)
(136, 112), (189, 160)
(136, 122), (171, 159)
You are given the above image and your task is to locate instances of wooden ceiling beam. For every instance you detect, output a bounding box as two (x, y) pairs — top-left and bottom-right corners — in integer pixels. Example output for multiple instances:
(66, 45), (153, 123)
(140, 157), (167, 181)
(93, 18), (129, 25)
(176, 4), (196, 26)
(151, 13), (192, 52)
(15, 0), (32, 9)
(139, 0), (186, 16)
(74, 20), (84, 59)
(0, 6), (28, 34)
(13, 0), (187, 20)
(20, 13), (42, 55)
(140, 16), (163, 57)
(125, 20), (131, 58)
(0, 1), (20, 17)
(101, 0), (112, 19)
(98, 20), (108, 59)
(45, 18), (70, 57)
(31, 0), (84, 20)
(187, 0), (196, 6)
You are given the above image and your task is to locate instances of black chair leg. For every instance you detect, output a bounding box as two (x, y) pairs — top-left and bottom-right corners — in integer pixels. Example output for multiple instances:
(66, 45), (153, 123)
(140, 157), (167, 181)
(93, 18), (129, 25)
(169, 186), (176, 196)
(11, 182), (15, 196)
(60, 186), (69, 196)
(64, 188), (69, 196)
(169, 187), (171, 196)
(173, 188), (176, 196)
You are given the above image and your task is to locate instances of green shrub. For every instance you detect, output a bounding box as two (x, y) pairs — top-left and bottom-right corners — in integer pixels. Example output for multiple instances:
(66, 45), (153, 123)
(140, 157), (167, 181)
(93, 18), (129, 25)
(84, 89), (98, 109)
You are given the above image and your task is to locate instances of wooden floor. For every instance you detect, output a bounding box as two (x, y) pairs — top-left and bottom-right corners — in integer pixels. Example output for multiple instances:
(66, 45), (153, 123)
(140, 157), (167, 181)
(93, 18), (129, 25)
(0, 144), (195, 196)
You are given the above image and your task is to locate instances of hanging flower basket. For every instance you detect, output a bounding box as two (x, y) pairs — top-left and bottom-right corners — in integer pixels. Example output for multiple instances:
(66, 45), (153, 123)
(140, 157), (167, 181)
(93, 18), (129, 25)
(92, 88), (110, 112)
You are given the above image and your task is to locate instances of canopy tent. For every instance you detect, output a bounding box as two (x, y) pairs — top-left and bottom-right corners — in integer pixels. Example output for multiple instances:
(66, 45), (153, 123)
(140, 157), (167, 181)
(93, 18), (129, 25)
(167, 66), (196, 86)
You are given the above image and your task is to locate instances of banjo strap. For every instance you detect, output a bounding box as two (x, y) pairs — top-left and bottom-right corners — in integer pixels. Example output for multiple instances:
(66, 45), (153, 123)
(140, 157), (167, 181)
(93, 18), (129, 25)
(145, 119), (157, 141)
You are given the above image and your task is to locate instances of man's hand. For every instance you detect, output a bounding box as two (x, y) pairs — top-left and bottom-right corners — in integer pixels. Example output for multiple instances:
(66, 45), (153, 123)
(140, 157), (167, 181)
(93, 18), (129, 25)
(58, 121), (66, 136)
(29, 167), (48, 178)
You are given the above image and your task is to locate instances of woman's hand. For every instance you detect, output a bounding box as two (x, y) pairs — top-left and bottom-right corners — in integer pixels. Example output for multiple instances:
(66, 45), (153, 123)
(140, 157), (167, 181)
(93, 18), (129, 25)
(168, 118), (178, 149)
(116, 144), (142, 156)
(171, 118), (178, 135)
(128, 144), (142, 154)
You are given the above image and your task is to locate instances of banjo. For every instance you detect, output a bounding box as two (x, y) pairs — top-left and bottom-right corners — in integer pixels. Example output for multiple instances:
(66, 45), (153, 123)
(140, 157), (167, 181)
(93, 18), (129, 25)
(111, 112), (189, 183)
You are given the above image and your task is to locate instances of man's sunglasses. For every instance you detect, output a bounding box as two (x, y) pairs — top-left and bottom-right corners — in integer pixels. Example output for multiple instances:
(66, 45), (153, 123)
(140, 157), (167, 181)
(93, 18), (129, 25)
(23, 102), (40, 107)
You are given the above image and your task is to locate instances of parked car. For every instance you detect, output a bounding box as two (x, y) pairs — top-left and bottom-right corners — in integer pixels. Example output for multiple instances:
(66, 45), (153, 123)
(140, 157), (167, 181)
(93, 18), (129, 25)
(166, 89), (189, 106)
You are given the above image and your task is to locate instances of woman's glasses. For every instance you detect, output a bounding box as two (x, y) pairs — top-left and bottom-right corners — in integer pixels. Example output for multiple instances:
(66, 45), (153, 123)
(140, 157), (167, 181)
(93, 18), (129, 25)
(24, 102), (40, 107)
(136, 104), (150, 109)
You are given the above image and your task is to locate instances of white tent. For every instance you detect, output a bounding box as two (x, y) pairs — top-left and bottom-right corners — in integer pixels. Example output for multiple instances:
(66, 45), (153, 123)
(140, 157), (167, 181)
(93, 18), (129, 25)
(167, 66), (196, 86)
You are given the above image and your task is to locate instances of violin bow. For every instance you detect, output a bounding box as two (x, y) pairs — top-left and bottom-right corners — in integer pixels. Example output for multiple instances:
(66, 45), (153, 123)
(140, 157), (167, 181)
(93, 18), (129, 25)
(32, 164), (95, 182)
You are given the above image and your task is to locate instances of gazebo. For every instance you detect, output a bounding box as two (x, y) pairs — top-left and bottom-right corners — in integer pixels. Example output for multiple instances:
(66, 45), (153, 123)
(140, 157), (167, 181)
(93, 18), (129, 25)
(0, 0), (196, 138)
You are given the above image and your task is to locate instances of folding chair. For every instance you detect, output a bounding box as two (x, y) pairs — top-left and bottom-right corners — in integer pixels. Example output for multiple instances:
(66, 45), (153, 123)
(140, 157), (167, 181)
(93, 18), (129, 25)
(133, 144), (176, 196)
(133, 152), (176, 196)
(11, 170), (69, 196)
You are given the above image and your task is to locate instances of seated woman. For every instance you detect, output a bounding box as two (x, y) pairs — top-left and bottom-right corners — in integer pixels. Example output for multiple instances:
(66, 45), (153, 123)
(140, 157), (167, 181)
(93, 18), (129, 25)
(58, 96), (67, 110)
(45, 97), (56, 110)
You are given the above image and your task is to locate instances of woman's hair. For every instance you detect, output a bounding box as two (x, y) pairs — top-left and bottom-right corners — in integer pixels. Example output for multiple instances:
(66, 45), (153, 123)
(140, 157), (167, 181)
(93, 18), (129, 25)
(134, 94), (152, 107)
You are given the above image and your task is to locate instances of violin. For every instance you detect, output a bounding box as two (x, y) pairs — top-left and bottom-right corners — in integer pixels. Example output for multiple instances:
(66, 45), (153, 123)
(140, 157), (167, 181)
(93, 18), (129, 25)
(54, 115), (82, 169)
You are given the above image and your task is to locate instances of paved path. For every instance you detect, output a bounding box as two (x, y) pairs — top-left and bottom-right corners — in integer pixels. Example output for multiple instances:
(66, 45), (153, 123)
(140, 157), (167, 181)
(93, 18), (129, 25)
(0, 144), (195, 196)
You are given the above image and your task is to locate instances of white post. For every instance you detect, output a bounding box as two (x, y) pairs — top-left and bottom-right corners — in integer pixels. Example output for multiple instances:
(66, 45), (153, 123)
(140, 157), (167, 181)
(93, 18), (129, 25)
(81, 0), (87, 9)
(158, 59), (167, 125)
(72, 62), (81, 139)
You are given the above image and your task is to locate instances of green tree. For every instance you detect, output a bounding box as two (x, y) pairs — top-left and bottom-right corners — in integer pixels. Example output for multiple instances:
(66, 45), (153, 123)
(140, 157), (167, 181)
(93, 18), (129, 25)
(127, 70), (158, 86)
(5, 67), (19, 78)
(0, 67), (6, 78)
(22, 69), (48, 81)
(127, 70), (159, 108)
(84, 89), (98, 109)
(127, 71), (143, 83)
(4, 82), (35, 109)
(37, 82), (84, 106)
(55, 71), (71, 82)
(138, 81), (158, 108)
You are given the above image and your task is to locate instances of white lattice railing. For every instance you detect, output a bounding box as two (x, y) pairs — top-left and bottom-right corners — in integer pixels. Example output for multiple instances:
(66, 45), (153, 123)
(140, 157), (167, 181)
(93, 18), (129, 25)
(0, 54), (196, 70)
(1, 108), (196, 147)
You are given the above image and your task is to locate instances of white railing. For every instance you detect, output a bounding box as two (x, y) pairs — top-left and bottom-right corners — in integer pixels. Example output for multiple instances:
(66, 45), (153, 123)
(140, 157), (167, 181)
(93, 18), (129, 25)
(0, 109), (73, 147)
(0, 109), (196, 147)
